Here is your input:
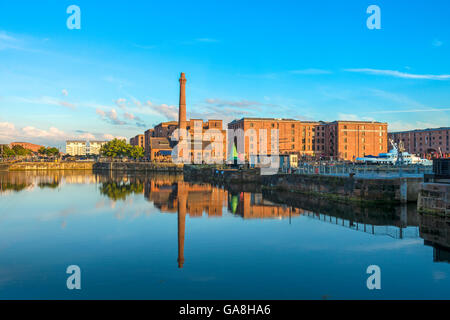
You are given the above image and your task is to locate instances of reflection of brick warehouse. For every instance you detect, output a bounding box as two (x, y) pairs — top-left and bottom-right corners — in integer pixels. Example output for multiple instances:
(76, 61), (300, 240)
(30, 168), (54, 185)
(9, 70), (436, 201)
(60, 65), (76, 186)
(144, 180), (228, 217)
(419, 214), (450, 263)
(228, 118), (387, 161)
(389, 127), (450, 158)
(230, 192), (303, 219)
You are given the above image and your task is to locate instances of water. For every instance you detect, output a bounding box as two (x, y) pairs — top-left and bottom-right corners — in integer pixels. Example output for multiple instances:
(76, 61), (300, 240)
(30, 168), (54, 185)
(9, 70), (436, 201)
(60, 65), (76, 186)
(0, 171), (449, 300)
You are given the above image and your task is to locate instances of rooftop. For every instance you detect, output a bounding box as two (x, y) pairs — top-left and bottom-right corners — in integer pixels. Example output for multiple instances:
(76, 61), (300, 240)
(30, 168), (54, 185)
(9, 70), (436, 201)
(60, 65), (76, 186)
(390, 127), (450, 134)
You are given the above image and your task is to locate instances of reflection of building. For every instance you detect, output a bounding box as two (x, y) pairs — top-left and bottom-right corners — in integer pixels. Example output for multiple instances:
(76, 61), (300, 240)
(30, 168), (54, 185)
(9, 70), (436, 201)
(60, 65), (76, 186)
(420, 214), (450, 263)
(88, 141), (107, 155)
(389, 127), (450, 158)
(10, 142), (44, 153)
(66, 140), (87, 156)
(130, 134), (145, 148)
(227, 119), (388, 161)
(229, 192), (302, 219)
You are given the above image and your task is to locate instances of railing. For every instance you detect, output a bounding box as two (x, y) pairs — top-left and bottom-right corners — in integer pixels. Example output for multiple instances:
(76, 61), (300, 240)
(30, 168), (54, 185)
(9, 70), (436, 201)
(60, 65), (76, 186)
(304, 211), (419, 240)
(292, 163), (432, 179)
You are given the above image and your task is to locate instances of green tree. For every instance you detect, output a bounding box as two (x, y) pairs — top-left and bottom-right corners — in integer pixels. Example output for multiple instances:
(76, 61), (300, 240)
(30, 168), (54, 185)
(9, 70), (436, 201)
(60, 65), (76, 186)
(12, 145), (31, 156)
(1, 145), (15, 157)
(100, 139), (143, 159)
(130, 145), (144, 159)
(38, 146), (60, 157)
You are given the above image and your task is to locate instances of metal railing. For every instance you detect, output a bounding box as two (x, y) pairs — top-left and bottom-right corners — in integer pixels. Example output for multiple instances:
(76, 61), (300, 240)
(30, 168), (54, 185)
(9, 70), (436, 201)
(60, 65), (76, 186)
(293, 163), (432, 179)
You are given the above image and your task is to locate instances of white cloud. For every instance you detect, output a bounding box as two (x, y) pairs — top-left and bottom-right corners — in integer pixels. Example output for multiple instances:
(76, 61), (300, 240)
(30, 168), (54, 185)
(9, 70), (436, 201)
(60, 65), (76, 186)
(432, 39), (443, 47)
(337, 113), (376, 122)
(345, 68), (450, 80)
(369, 107), (450, 114)
(103, 134), (127, 141)
(14, 96), (76, 110)
(96, 108), (126, 125)
(115, 98), (127, 109)
(77, 132), (96, 140)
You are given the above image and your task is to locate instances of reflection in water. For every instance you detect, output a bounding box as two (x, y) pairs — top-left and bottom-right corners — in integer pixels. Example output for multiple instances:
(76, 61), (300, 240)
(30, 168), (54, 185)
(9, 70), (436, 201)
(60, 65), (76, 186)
(1, 170), (449, 299)
(420, 214), (450, 263)
(1, 170), (449, 271)
(91, 172), (448, 267)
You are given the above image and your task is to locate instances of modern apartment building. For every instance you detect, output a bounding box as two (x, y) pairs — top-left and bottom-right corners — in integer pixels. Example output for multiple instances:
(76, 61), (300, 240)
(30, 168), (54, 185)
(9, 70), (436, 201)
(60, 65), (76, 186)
(389, 127), (450, 158)
(88, 141), (108, 155)
(130, 134), (145, 148)
(66, 141), (87, 156)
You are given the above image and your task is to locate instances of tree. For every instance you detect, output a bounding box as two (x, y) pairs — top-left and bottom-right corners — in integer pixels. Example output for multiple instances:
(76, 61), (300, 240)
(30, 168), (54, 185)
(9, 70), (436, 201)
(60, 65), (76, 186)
(129, 146), (144, 159)
(38, 146), (60, 157)
(100, 139), (144, 159)
(0, 145), (15, 158)
(12, 145), (31, 156)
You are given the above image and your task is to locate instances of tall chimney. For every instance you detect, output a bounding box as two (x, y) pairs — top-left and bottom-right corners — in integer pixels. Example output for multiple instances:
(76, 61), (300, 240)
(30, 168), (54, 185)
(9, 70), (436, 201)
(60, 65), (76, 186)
(178, 72), (187, 130)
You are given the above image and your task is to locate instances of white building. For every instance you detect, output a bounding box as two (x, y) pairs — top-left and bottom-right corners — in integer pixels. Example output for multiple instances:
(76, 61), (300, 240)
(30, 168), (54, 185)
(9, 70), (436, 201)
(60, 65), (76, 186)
(88, 141), (108, 155)
(66, 141), (87, 156)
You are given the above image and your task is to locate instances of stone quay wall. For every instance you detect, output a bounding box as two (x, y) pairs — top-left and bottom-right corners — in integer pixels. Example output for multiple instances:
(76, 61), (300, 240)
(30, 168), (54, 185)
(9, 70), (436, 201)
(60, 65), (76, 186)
(7, 161), (94, 171)
(93, 162), (183, 173)
(418, 183), (449, 216)
(183, 165), (423, 204)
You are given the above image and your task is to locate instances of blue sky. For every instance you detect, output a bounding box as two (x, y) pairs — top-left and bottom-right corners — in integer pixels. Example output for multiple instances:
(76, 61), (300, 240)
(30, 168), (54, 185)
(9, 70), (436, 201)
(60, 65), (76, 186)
(0, 0), (449, 148)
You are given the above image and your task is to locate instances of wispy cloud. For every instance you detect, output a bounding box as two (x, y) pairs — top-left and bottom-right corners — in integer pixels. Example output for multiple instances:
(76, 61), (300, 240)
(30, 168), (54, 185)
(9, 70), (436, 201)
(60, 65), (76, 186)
(145, 102), (178, 121)
(369, 107), (450, 114)
(432, 39), (443, 47)
(194, 38), (219, 43)
(337, 113), (376, 122)
(0, 30), (21, 51)
(345, 68), (450, 80)
(13, 96), (76, 110)
(96, 108), (126, 125)
(289, 69), (332, 75)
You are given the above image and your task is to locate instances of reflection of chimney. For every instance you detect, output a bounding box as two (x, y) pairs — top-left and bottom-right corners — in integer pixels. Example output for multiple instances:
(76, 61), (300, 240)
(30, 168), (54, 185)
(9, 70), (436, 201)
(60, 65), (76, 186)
(177, 182), (187, 268)
(178, 72), (187, 130)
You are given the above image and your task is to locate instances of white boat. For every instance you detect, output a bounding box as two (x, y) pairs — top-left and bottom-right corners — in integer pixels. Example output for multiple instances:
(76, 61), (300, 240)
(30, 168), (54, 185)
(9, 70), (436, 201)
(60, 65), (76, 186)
(356, 147), (432, 166)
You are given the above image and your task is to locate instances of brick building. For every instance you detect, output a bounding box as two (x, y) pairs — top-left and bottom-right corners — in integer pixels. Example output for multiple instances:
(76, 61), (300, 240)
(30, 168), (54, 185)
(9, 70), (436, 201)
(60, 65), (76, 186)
(144, 73), (227, 162)
(227, 118), (388, 161)
(323, 121), (388, 161)
(130, 134), (145, 148)
(389, 127), (450, 158)
(10, 142), (44, 153)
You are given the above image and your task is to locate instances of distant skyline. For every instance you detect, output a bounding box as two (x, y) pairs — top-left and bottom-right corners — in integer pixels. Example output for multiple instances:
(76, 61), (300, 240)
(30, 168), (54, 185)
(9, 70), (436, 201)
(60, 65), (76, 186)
(1, 0), (449, 148)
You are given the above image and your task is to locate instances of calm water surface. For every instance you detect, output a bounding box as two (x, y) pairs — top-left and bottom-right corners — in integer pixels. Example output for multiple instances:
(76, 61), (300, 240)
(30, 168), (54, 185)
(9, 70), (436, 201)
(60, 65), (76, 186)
(0, 171), (449, 299)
